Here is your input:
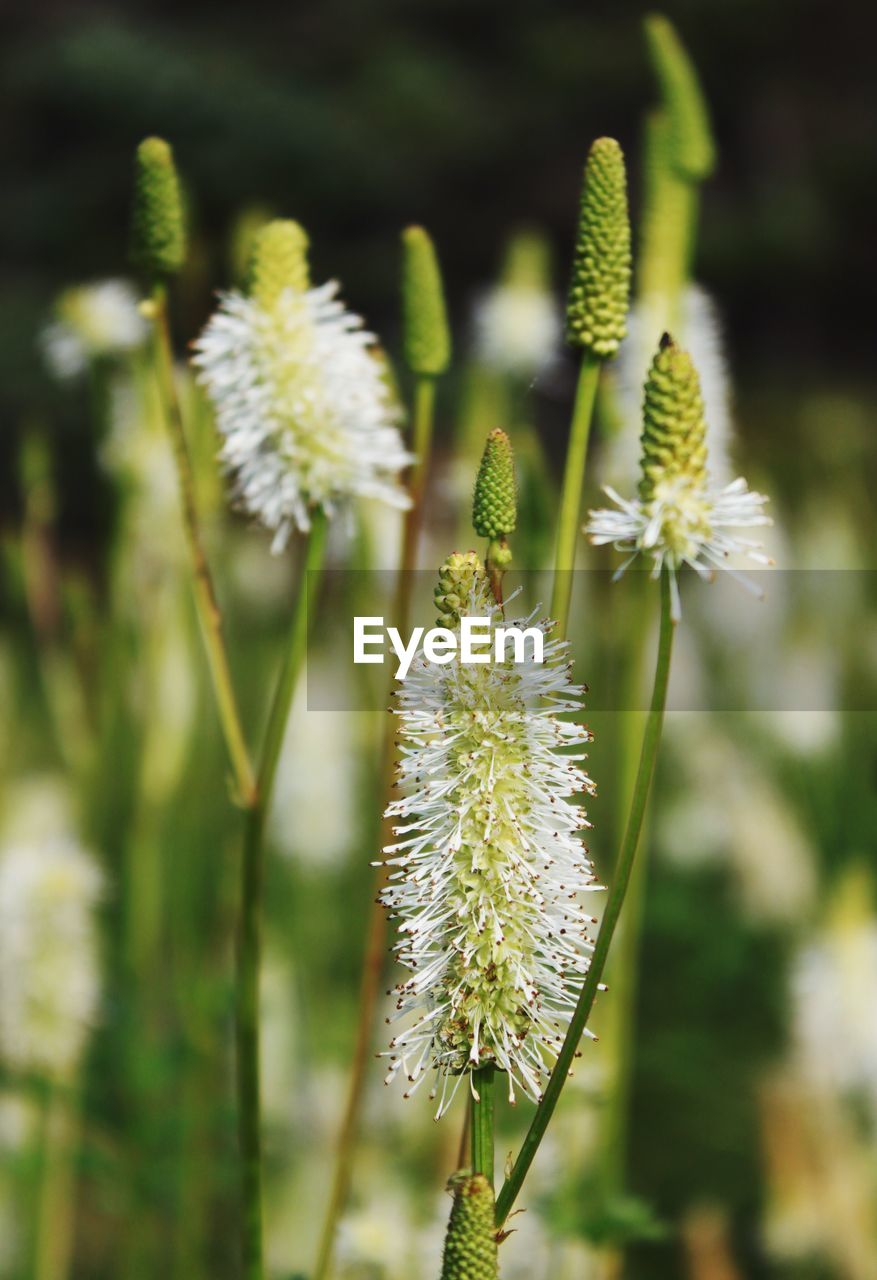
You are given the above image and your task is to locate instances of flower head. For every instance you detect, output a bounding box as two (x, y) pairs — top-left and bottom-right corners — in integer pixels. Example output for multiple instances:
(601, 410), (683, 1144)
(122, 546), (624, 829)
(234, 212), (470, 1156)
(401, 225), (451, 377)
(588, 334), (771, 618)
(0, 835), (103, 1078)
(566, 137), (631, 357)
(474, 231), (560, 376)
(193, 219), (411, 550)
(130, 136), (187, 278)
(380, 555), (600, 1115)
(40, 279), (148, 380)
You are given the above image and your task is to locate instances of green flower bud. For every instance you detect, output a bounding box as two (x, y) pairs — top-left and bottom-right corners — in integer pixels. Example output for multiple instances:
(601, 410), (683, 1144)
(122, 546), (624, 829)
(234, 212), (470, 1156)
(644, 14), (716, 182)
(434, 551), (489, 628)
(566, 137), (632, 358)
(473, 428), (516, 539)
(402, 225), (451, 376)
(440, 1173), (498, 1280)
(502, 230), (551, 290)
(247, 219), (310, 307)
(130, 137), (186, 278)
(639, 333), (708, 501)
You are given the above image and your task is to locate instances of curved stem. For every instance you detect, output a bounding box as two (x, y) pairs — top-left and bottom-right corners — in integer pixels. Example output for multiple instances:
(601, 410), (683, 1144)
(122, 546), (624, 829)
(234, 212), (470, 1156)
(471, 1066), (495, 1188)
(311, 374), (438, 1280)
(236, 515), (328, 1280)
(495, 570), (675, 1227)
(550, 352), (602, 640)
(150, 283), (256, 806)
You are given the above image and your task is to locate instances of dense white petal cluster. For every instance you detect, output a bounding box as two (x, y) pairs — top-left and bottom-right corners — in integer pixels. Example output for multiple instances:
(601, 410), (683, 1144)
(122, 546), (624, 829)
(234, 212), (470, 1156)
(380, 599), (600, 1115)
(40, 279), (148, 380)
(192, 283), (411, 551)
(0, 837), (103, 1078)
(588, 474), (772, 620)
(473, 282), (560, 377)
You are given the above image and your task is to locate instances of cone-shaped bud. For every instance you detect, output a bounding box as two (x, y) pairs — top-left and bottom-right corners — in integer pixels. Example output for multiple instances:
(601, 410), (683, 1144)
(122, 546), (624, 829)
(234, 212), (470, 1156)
(566, 138), (631, 357)
(473, 428), (517, 539)
(434, 551), (489, 628)
(402, 225), (451, 376)
(644, 15), (716, 182)
(130, 137), (186, 278)
(639, 333), (708, 501)
(440, 1174), (498, 1280)
(247, 219), (310, 307)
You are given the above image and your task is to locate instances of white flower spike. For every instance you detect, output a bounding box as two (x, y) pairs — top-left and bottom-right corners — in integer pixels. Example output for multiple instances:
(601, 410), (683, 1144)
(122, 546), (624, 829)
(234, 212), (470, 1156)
(379, 553), (601, 1116)
(588, 333), (771, 619)
(40, 278), (148, 380)
(193, 220), (411, 552)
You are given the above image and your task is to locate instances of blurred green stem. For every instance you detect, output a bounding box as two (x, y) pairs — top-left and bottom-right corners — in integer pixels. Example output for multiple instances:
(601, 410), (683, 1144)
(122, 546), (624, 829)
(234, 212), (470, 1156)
(471, 1066), (495, 1187)
(495, 569), (675, 1228)
(236, 512), (328, 1280)
(550, 352), (601, 638)
(312, 373), (438, 1280)
(34, 1078), (79, 1280)
(150, 283), (257, 806)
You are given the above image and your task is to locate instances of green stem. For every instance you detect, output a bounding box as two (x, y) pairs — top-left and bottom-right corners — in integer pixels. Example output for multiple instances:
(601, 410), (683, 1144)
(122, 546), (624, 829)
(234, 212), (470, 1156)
(495, 570), (676, 1227)
(311, 374), (438, 1280)
(236, 515), (328, 1280)
(549, 352), (602, 639)
(34, 1078), (79, 1280)
(150, 282), (257, 806)
(470, 1066), (495, 1188)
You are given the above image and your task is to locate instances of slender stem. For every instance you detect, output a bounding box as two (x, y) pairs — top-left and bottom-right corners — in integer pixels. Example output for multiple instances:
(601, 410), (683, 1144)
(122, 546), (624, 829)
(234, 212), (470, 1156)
(150, 282), (257, 806)
(550, 352), (602, 639)
(470, 1066), (495, 1187)
(34, 1078), (79, 1280)
(495, 571), (675, 1227)
(311, 373), (438, 1280)
(236, 516), (328, 1280)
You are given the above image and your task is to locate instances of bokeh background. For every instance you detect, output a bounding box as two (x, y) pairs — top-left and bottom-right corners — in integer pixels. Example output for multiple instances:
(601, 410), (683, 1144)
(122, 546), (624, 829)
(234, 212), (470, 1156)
(2, 2), (876, 1278)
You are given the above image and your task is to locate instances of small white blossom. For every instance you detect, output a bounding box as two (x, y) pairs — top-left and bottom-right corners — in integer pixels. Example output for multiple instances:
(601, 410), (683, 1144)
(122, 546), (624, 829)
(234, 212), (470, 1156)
(192, 283), (411, 551)
(40, 279), (148, 380)
(380, 589), (600, 1115)
(0, 836), (103, 1078)
(473, 282), (560, 377)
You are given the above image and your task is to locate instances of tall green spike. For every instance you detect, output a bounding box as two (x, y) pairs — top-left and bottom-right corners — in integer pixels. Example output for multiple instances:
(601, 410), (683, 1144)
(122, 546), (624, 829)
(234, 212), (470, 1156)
(566, 138), (632, 358)
(247, 219), (310, 307)
(473, 429), (517, 540)
(130, 137), (186, 278)
(401, 225), (451, 376)
(639, 333), (708, 501)
(644, 15), (716, 182)
(440, 1173), (499, 1280)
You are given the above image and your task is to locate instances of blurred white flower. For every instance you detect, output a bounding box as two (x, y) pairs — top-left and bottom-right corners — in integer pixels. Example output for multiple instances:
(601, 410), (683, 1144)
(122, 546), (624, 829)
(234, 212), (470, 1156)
(0, 835), (103, 1078)
(40, 279), (148, 380)
(474, 283), (560, 377)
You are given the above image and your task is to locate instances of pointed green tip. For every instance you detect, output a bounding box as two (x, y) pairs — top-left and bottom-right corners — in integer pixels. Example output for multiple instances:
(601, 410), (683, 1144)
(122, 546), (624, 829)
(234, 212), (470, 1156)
(566, 137), (632, 358)
(402, 225), (451, 376)
(130, 136), (186, 278)
(473, 428), (517, 539)
(639, 332), (708, 499)
(440, 1173), (498, 1280)
(644, 14), (717, 181)
(247, 219), (310, 306)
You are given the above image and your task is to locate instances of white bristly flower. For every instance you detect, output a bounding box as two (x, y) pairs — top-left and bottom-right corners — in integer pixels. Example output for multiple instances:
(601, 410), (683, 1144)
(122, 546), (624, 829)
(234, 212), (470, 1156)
(588, 334), (771, 619)
(192, 219), (411, 552)
(473, 231), (561, 377)
(0, 836), (103, 1079)
(379, 554), (600, 1116)
(40, 278), (148, 380)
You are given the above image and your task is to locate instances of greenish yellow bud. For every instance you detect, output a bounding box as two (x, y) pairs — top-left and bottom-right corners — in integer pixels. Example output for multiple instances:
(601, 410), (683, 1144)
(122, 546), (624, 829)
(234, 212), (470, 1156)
(502, 230), (551, 290)
(473, 428), (516, 539)
(566, 137), (631, 358)
(434, 552), (489, 628)
(130, 137), (186, 278)
(644, 14), (716, 182)
(402, 225), (451, 376)
(247, 219), (310, 307)
(440, 1173), (498, 1280)
(639, 333), (708, 501)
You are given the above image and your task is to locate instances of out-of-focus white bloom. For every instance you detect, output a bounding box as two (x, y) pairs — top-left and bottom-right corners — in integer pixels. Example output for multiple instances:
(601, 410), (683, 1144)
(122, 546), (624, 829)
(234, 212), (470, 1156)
(588, 336), (771, 620)
(473, 283), (560, 377)
(40, 279), (148, 380)
(611, 285), (732, 486)
(193, 282), (411, 552)
(0, 836), (103, 1078)
(380, 561), (600, 1115)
